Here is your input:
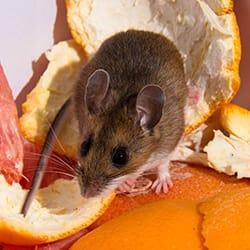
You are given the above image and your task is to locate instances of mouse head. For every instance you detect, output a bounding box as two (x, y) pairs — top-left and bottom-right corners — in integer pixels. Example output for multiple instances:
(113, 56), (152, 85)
(75, 69), (165, 198)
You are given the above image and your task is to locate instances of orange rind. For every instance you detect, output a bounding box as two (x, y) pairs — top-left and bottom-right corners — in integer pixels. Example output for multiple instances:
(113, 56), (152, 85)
(199, 187), (250, 250)
(20, 0), (241, 159)
(0, 175), (114, 245)
(71, 199), (203, 250)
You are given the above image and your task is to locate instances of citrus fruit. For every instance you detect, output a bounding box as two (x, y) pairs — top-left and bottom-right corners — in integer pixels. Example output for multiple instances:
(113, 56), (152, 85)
(0, 64), (23, 183)
(20, 0), (241, 159)
(199, 187), (250, 250)
(218, 103), (250, 141)
(71, 199), (202, 250)
(0, 174), (114, 245)
(66, 0), (241, 133)
(91, 163), (250, 229)
(19, 40), (86, 159)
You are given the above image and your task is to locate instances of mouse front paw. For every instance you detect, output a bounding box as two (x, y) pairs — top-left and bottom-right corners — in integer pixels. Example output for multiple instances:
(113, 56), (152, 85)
(151, 161), (173, 194)
(117, 178), (137, 193)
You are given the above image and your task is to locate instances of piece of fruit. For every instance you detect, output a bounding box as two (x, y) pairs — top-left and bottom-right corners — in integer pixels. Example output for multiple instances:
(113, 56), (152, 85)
(71, 199), (202, 250)
(19, 40), (86, 159)
(0, 174), (114, 246)
(20, 0), (241, 159)
(204, 130), (250, 178)
(0, 64), (23, 183)
(2, 229), (87, 250)
(219, 103), (250, 142)
(199, 187), (250, 250)
(66, 0), (241, 133)
(91, 163), (250, 229)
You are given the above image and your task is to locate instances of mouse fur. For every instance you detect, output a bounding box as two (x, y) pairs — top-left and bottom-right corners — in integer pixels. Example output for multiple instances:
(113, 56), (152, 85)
(73, 30), (187, 197)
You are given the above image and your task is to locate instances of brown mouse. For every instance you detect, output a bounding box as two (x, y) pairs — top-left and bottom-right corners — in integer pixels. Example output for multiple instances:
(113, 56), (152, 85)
(21, 30), (187, 216)
(74, 30), (187, 197)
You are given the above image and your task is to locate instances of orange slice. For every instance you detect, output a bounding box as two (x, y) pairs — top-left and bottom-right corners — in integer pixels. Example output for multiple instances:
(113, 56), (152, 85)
(91, 164), (250, 229)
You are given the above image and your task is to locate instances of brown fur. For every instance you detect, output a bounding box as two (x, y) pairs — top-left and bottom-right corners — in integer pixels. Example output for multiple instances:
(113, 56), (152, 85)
(73, 30), (187, 196)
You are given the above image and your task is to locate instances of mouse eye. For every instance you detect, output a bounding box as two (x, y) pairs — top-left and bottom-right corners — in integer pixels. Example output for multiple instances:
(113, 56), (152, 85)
(112, 146), (129, 168)
(80, 135), (93, 157)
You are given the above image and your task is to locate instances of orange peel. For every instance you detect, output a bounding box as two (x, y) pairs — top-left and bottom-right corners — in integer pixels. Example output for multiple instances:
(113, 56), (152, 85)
(218, 103), (250, 142)
(71, 199), (203, 250)
(20, 0), (241, 159)
(66, 0), (241, 133)
(0, 175), (114, 245)
(199, 187), (250, 250)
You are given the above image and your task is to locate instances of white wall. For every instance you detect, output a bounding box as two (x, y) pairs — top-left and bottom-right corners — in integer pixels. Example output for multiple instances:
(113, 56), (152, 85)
(0, 1), (56, 97)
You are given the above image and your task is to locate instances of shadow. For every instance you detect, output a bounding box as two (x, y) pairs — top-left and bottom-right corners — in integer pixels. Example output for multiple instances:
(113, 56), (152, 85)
(53, 0), (72, 44)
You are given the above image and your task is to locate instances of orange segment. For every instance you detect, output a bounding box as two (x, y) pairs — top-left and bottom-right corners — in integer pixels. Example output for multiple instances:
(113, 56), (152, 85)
(71, 200), (203, 250)
(199, 187), (250, 250)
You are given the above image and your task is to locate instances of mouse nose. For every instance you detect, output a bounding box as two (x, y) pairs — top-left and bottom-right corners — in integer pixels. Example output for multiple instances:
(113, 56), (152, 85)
(80, 183), (100, 198)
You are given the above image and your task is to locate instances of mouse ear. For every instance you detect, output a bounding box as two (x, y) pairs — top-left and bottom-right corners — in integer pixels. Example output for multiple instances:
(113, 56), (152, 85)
(85, 69), (110, 114)
(136, 84), (165, 131)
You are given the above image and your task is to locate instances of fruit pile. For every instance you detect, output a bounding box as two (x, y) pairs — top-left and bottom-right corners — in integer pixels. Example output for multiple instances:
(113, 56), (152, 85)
(1, 0), (250, 249)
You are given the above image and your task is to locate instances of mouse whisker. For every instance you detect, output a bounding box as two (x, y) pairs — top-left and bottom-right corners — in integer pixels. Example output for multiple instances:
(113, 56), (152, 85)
(24, 152), (76, 173)
(23, 165), (76, 176)
(49, 153), (76, 172)
(23, 169), (76, 178)
(23, 157), (76, 173)
(44, 117), (66, 154)
(19, 173), (30, 183)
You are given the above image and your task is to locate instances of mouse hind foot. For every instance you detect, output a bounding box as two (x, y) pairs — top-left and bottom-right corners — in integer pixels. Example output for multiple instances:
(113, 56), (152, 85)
(116, 177), (137, 193)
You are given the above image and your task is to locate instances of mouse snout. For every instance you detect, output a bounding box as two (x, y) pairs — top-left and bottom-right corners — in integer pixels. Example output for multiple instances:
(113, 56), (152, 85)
(80, 186), (99, 198)
(78, 173), (107, 198)
(80, 182), (101, 198)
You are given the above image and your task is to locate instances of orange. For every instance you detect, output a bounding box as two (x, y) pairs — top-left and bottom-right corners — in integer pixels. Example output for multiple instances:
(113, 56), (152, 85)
(91, 164), (250, 229)
(199, 187), (250, 250)
(71, 199), (202, 250)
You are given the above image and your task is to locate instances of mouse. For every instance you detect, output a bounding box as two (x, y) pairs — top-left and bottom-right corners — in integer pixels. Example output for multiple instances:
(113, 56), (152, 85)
(21, 30), (187, 216)
(74, 30), (187, 197)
